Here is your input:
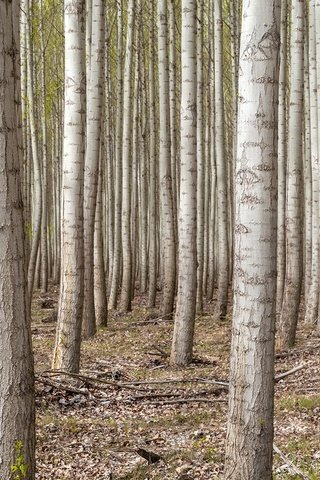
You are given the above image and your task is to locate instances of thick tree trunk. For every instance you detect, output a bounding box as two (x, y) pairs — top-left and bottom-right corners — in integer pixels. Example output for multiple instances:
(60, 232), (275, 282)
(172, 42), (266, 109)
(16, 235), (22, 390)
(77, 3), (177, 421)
(0, 3), (35, 477)
(224, 1), (280, 478)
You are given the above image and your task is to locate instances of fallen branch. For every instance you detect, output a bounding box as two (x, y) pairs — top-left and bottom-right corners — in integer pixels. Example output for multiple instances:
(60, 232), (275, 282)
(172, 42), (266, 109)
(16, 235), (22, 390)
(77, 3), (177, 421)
(273, 444), (309, 480)
(43, 370), (147, 392)
(274, 364), (304, 383)
(129, 387), (225, 402)
(148, 397), (227, 405)
(35, 375), (91, 396)
(120, 377), (229, 388)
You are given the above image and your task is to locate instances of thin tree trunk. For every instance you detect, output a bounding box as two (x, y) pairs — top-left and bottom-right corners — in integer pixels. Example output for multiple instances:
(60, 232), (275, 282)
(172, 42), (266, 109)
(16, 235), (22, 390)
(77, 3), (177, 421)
(82, 0), (105, 338)
(170, 0), (197, 367)
(52, 0), (86, 373)
(279, 0), (305, 349)
(26, 0), (42, 305)
(148, 0), (158, 308)
(108, 0), (123, 310)
(214, 0), (229, 318)
(158, 0), (176, 316)
(120, 0), (135, 311)
(196, 0), (205, 313)
(276, 0), (288, 314)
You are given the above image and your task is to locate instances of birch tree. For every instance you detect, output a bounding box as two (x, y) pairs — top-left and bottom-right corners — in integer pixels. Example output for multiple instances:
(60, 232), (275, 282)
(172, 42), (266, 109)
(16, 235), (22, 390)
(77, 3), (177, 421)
(170, 0), (197, 367)
(224, 1), (280, 478)
(0, 2), (35, 476)
(52, 0), (86, 373)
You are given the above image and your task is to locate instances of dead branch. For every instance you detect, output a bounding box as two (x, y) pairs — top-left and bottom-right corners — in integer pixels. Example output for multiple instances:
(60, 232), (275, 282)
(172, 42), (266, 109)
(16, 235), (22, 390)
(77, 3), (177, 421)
(273, 444), (309, 480)
(129, 387), (225, 402)
(120, 377), (229, 388)
(35, 374), (91, 396)
(43, 370), (147, 392)
(147, 397), (227, 405)
(274, 364), (304, 383)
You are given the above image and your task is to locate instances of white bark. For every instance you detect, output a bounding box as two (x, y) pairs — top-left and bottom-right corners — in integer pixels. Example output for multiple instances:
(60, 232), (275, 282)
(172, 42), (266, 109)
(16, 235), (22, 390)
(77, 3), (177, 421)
(196, 0), (205, 313)
(276, 0), (287, 313)
(158, 0), (176, 315)
(119, 0), (135, 311)
(82, 0), (105, 338)
(170, 0), (197, 367)
(279, 0), (305, 348)
(148, 0), (158, 308)
(52, 0), (86, 373)
(214, 0), (229, 317)
(108, 1), (123, 310)
(224, 1), (280, 477)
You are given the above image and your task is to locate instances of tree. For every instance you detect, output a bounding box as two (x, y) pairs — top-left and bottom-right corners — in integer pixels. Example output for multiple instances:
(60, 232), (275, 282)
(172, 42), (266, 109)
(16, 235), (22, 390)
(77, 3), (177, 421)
(0, 2), (35, 477)
(82, 0), (105, 337)
(52, 0), (86, 373)
(108, 0), (123, 310)
(170, 0), (197, 367)
(148, 0), (158, 308)
(224, 1), (280, 478)
(214, 0), (229, 318)
(119, 0), (136, 311)
(279, 0), (305, 348)
(158, 0), (176, 316)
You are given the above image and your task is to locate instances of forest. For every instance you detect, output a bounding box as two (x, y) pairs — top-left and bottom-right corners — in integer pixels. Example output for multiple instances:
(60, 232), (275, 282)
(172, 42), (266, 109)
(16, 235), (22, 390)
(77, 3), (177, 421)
(0, 0), (319, 479)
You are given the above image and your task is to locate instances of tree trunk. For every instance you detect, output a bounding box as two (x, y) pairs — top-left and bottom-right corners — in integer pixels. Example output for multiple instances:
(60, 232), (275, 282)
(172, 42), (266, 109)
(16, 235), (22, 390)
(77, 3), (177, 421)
(52, 0), (86, 373)
(279, 0), (305, 349)
(108, 0), (123, 310)
(276, 0), (288, 314)
(0, 2), (35, 476)
(82, 0), (105, 338)
(196, 0), (205, 313)
(158, 0), (176, 316)
(214, 0), (229, 318)
(119, 0), (135, 311)
(148, 0), (158, 308)
(224, 1), (280, 478)
(170, 0), (197, 367)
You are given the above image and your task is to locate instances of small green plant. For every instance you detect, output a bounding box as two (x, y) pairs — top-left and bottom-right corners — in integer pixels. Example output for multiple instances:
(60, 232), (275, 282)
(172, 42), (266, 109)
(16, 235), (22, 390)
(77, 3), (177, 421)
(10, 441), (28, 480)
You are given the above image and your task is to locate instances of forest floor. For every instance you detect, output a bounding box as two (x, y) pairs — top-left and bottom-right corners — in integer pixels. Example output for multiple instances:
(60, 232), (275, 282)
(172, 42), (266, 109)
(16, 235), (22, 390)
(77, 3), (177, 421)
(32, 286), (320, 480)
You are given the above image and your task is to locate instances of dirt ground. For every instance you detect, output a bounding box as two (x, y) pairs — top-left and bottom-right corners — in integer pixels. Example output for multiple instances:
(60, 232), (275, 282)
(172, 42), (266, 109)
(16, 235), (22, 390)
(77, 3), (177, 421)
(32, 287), (320, 479)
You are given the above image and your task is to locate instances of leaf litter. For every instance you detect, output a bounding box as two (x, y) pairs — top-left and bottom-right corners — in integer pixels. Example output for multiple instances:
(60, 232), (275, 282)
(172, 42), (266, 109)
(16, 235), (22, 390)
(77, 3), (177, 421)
(32, 289), (320, 479)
